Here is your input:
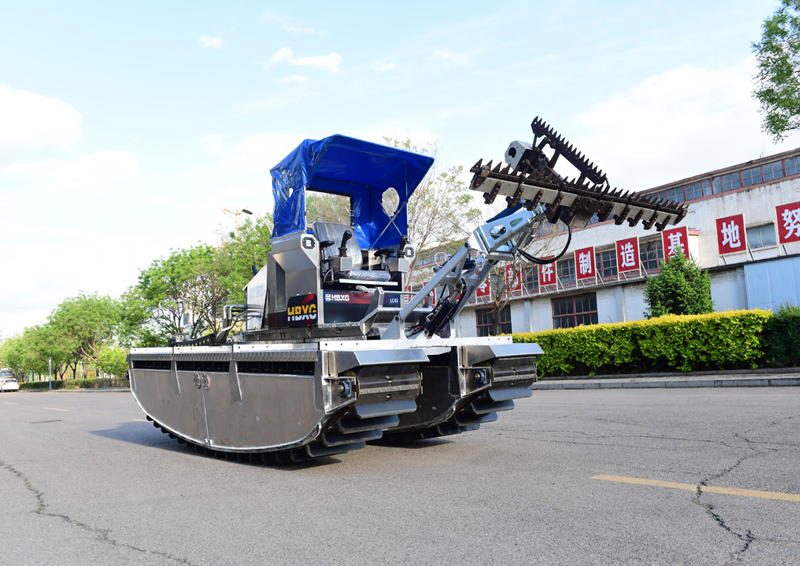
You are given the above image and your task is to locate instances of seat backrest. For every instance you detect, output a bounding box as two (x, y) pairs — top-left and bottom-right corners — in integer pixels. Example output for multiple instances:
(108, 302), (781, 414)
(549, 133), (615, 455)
(312, 222), (363, 270)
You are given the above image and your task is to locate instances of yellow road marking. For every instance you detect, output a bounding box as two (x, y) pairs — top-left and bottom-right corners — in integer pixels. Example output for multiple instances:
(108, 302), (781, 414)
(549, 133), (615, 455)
(592, 475), (800, 502)
(133, 419), (147, 422)
(42, 406), (70, 412)
(4, 402), (18, 405)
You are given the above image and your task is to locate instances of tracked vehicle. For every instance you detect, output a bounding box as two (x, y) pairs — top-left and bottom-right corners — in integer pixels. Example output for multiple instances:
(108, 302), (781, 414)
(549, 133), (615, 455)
(128, 120), (687, 463)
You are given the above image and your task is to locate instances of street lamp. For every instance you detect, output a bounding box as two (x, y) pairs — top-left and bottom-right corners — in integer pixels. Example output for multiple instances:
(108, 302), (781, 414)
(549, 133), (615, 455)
(222, 208), (254, 227)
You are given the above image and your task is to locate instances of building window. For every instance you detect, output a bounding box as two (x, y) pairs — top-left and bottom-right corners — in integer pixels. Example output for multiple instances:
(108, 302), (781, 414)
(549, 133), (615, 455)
(742, 166), (763, 187)
(498, 305), (512, 334)
(552, 293), (598, 329)
(786, 156), (800, 176)
(476, 306), (512, 337)
(596, 250), (617, 278)
(763, 161), (784, 182)
(746, 224), (777, 249)
(666, 186), (685, 203)
(524, 266), (538, 292)
(684, 181), (704, 201)
(713, 177), (723, 194)
(653, 190), (668, 202)
(639, 239), (664, 270)
(720, 172), (742, 192)
(476, 308), (493, 337)
(557, 258), (576, 285)
(702, 179), (713, 196)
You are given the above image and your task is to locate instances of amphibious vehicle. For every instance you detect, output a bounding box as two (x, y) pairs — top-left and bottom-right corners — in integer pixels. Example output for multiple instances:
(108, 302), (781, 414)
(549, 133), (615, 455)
(128, 120), (686, 463)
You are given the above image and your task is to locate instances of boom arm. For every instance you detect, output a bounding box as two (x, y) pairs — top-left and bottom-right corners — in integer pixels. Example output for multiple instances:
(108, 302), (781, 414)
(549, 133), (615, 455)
(382, 207), (543, 340)
(382, 117), (688, 341)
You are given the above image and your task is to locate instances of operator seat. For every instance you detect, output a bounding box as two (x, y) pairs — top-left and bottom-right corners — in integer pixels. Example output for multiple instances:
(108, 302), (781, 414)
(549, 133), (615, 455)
(312, 222), (392, 284)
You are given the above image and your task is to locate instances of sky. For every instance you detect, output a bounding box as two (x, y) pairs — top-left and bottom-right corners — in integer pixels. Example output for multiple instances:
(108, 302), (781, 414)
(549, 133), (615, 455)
(0, 0), (794, 338)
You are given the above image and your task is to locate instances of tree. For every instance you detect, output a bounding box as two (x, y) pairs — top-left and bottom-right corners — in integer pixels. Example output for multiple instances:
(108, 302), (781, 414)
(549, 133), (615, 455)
(481, 264), (519, 335)
(752, 0), (800, 141)
(48, 293), (121, 376)
(644, 249), (713, 318)
(216, 214), (273, 302)
(306, 193), (351, 226)
(121, 216), (273, 346)
(383, 136), (482, 282)
(96, 346), (129, 378)
(125, 245), (223, 343)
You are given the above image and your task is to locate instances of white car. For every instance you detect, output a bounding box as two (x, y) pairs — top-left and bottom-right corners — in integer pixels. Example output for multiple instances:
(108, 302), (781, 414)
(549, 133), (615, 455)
(0, 378), (19, 392)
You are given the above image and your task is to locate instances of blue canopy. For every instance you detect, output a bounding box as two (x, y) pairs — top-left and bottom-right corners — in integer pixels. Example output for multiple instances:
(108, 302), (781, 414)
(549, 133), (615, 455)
(270, 135), (435, 249)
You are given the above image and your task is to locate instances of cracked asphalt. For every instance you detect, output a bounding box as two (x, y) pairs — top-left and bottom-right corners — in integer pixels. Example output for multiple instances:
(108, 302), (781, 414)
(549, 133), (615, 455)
(1, 387), (798, 565)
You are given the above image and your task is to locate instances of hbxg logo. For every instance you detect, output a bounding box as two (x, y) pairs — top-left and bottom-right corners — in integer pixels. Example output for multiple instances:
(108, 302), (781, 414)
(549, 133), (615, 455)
(287, 303), (317, 320)
(286, 293), (318, 326)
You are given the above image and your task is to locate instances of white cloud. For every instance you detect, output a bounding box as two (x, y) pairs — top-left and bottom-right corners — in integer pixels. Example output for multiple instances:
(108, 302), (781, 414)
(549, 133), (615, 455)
(5, 151), (141, 192)
(570, 57), (796, 191)
(194, 131), (306, 176)
(268, 47), (341, 72)
(433, 48), (470, 67)
(278, 74), (311, 84)
(374, 62), (405, 73)
(0, 86), (83, 152)
(197, 134), (223, 155)
(199, 36), (223, 49)
(262, 13), (315, 34)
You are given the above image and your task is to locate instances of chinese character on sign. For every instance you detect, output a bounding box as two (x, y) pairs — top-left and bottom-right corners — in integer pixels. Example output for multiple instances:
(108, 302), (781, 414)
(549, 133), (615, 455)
(476, 278), (490, 298)
(620, 244), (635, 267)
(776, 202), (800, 244)
(505, 264), (522, 291)
(615, 237), (640, 273)
(715, 214), (747, 255)
(661, 226), (689, 261)
(539, 262), (556, 286)
(721, 222), (740, 248)
(574, 246), (595, 280)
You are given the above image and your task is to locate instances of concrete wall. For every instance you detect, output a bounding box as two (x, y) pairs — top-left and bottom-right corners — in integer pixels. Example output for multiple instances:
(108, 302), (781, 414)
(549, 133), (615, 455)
(710, 266), (746, 312)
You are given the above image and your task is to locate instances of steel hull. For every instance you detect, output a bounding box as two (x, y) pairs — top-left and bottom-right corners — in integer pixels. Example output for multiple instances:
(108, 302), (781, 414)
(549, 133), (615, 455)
(128, 336), (541, 461)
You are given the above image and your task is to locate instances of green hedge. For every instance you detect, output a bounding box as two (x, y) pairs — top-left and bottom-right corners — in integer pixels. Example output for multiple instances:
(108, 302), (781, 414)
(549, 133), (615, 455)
(764, 304), (800, 368)
(513, 310), (773, 377)
(20, 377), (129, 391)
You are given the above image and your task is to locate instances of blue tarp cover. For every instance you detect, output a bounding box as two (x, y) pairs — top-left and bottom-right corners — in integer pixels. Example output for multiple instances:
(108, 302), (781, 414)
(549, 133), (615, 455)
(270, 135), (434, 249)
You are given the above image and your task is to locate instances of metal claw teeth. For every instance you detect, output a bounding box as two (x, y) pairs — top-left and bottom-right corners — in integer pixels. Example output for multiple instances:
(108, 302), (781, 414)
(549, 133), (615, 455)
(473, 159), (483, 169)
(492, 162), (502, 173)
(500, 165), (510, 175)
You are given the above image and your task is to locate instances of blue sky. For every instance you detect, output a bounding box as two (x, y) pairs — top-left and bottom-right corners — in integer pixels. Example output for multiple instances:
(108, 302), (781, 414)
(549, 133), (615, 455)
(0, 0), (792, 336)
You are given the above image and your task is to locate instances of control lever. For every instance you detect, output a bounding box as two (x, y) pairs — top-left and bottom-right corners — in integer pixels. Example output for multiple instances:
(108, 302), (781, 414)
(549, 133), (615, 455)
(397, 235), (408, 257)
(338, 230), (353, 257)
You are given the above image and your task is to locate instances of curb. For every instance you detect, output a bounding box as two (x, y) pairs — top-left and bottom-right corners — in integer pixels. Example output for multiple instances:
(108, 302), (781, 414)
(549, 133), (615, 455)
(17, 387), (131, 393)
(539, 366), (800, 381)
(532, 377), (800, 390)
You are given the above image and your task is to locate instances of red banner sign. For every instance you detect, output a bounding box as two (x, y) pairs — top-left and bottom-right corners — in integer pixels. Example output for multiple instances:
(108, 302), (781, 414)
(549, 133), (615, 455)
(476, 276), (491, 298)
(539, 261), (556, 286)
(776, 201), (800, 244)
(615, 237), (640, 272)
(715, 214), (746, 255)
(662, 226), (689, 260)
(505, 264), (522, 291)
(574, 246), (596, 280)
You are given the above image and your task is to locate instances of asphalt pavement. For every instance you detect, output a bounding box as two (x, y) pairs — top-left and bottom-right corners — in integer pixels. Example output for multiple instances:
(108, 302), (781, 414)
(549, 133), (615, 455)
(1, 387), (799, 565)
